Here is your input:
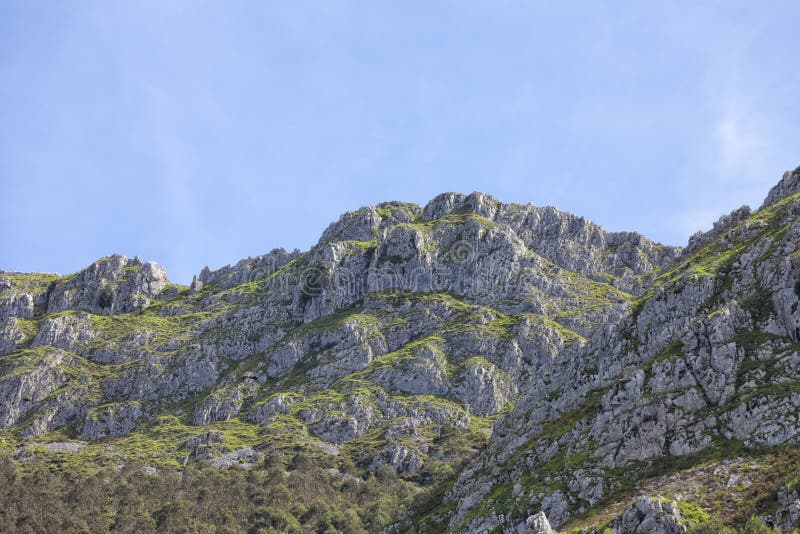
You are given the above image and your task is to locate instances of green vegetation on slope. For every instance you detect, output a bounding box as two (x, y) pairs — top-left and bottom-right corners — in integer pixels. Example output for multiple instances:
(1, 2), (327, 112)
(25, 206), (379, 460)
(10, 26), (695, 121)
(0, 454), (413, 534)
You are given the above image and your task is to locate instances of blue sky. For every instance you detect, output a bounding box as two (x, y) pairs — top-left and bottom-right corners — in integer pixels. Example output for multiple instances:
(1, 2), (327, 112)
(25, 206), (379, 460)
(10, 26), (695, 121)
(1, 2), (799, 284)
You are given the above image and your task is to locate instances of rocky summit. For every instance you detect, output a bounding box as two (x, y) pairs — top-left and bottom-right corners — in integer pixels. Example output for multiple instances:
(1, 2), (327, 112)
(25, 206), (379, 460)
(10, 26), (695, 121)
(3, 167), (800, 533)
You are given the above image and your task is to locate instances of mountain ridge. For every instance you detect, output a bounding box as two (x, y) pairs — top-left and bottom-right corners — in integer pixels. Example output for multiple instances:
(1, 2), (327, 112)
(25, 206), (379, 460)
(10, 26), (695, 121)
(1, 166), (800, 533)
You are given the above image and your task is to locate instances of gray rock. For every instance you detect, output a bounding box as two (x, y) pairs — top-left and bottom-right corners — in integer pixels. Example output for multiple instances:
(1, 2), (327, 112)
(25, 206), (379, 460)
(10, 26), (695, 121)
(79, 403), (145, 440)
(0, 348), (71, 429)
(208, 447), (261, 468)
(186, 430), (226, 460)
(191, 384), (255, 425)
(0, 317), (25, 354)
(761, 485), (800, 532)
(521, 511), (554, 534)
(41, 441), (87, 453)
(32, 312), (95, 352)
(762, 165), (800, 208)
(612, 497), (685, 534)
(247, 393), (294, 424)
(369, 442), (425, 474)
(47, 255), (167, 315)
(0, 291), (35, 321)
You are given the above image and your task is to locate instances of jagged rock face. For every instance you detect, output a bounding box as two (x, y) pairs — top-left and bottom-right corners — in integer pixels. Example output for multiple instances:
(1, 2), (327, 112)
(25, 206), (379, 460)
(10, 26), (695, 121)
(246, 393), (294, 424)
(611, 497), (686, 534)
(763, 165), (800, 208)
(7, 174), (800, 532)
(523, 512), (555, 534)
(684, 205), (752, 257)
(192, 384), (256, 425)
(442, 169), (800, 532)
(762, 486), (800, 532)
(197, 248), (301, 290)
(421, 192), (680, 291)
(0, 292), (35, 321)
(46, 255), (167, 315)
(0, 318), (25, 354)
(0, 348), (72, 429)
(32, 313), (96, 352)
(79, 402), (144, 440)
(0, 192), (672, 486)
(227, 192), (677, 329)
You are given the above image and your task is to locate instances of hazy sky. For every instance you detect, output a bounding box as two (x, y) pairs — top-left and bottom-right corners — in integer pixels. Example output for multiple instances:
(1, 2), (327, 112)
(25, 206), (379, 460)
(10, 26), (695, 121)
(2, 2), (799, 283)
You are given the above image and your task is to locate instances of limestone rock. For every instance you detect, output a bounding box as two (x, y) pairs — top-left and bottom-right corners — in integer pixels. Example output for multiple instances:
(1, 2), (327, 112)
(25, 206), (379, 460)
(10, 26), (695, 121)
(186, 430), (226, 460)
(191, 385), (254, 426)
(762, 165), (800, 208)
(611, 497), (685, 534)
(0, 291), (36, 321)
(208, 447), (261, 468)
(523, 511), (555, 534)
(761, 485), (800, 532)
(79, 403), (145, 440)
(0, 348), (71, 429)
(368, 442), (425, 474)
(46, 255), (167, 315)
(0, 318), (25, 354)
(32, 312), (95, 352)
(247, 393), (294, 424)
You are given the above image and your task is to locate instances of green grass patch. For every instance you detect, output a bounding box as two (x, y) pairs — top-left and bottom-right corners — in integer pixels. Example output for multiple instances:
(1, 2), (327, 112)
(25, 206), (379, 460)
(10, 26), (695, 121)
(0, 272), (61, 296)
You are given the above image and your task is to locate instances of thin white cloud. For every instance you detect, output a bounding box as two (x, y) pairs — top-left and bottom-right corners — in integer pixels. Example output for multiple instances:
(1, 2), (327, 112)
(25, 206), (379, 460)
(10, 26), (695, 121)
(711, 82), (773, 184)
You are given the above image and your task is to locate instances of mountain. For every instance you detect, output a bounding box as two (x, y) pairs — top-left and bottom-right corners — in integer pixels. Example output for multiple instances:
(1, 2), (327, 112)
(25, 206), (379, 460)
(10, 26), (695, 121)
(1, 167), (799, 533)
(434, 166), (800, 533)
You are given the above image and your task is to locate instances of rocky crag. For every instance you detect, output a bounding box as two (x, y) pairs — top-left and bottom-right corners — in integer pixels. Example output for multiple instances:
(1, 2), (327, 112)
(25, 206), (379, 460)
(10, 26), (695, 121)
(3, 167), (800, 533)
(424, 166), (800, 533)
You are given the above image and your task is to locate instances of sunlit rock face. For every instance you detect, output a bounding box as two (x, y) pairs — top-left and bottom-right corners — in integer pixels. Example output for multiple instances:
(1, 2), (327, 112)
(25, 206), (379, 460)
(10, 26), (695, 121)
(6, 168), (800, 533)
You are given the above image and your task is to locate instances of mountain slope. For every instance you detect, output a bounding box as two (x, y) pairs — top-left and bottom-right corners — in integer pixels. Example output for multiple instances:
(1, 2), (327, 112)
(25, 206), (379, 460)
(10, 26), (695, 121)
(2, 170), (800, 533)
(0, 192), (672, 524)
(430, 167), (800, 532)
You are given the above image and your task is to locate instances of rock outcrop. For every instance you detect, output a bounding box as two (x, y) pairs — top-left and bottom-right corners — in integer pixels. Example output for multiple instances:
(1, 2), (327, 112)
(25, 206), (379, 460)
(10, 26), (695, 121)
(611, 497), (686, 534)
(762, 165), (800, 208)
(762, 486), (800, 532)
(523, 511), (555, 534)
(46, 255), (167, 315)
